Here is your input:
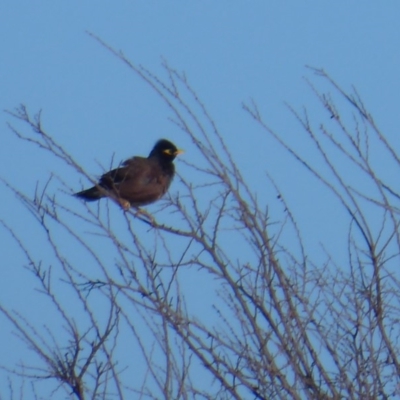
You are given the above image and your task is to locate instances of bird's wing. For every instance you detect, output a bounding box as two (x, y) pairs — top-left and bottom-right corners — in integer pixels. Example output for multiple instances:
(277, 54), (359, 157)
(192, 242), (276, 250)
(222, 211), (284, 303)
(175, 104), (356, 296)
(99, 157), (171, 205)
(99, 157), (148, 186)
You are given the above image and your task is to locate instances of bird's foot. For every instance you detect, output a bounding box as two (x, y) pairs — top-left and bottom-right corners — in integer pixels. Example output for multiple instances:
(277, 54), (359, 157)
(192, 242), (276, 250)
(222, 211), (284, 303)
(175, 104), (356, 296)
(134, 208), (155, 224)
(118, 198), (131, 211)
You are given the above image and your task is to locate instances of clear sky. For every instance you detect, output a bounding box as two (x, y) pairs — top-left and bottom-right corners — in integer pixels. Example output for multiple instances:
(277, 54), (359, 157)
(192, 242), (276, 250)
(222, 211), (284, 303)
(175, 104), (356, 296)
(1, 2), (400, 398)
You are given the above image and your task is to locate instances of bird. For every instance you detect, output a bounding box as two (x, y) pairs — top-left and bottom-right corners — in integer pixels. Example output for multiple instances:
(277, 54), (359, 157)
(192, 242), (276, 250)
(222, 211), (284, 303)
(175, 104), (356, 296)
(75, 139), (183, 210)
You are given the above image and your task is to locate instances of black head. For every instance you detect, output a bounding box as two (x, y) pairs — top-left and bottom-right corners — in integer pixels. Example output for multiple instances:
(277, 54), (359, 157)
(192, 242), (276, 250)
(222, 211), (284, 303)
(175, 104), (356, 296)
(148, 139), (183, 161)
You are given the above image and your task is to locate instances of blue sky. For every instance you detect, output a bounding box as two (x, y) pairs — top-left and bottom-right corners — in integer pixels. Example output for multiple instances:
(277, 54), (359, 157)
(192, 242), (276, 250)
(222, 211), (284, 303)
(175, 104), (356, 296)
(1, 2), (400, 397)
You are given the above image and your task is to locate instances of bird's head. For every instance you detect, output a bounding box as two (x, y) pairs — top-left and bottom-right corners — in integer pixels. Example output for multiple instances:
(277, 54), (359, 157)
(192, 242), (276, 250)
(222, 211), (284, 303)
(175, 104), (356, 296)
(150, 139), (184, 161)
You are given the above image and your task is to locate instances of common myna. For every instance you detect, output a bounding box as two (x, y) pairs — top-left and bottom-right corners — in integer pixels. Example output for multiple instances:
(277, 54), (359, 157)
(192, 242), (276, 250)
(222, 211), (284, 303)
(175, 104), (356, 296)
(75, 139), (183, 210)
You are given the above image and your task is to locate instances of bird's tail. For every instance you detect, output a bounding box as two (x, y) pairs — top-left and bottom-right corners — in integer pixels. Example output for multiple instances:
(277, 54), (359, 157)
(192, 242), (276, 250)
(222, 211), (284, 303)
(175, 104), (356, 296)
(74, 186), (104, 201)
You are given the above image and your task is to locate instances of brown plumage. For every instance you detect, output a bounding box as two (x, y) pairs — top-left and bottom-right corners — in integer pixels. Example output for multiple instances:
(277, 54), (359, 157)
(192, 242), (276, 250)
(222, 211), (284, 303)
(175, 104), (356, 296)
(75, 139), (183, 210)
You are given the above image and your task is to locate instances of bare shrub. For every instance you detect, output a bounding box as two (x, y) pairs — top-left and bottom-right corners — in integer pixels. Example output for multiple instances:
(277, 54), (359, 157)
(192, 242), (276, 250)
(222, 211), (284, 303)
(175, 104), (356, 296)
(1, 36), (400, 400)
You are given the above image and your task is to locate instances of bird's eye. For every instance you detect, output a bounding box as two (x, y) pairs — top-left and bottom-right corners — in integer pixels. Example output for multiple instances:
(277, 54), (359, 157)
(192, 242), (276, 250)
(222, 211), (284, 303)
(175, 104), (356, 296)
(163, 149), (172, 155)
